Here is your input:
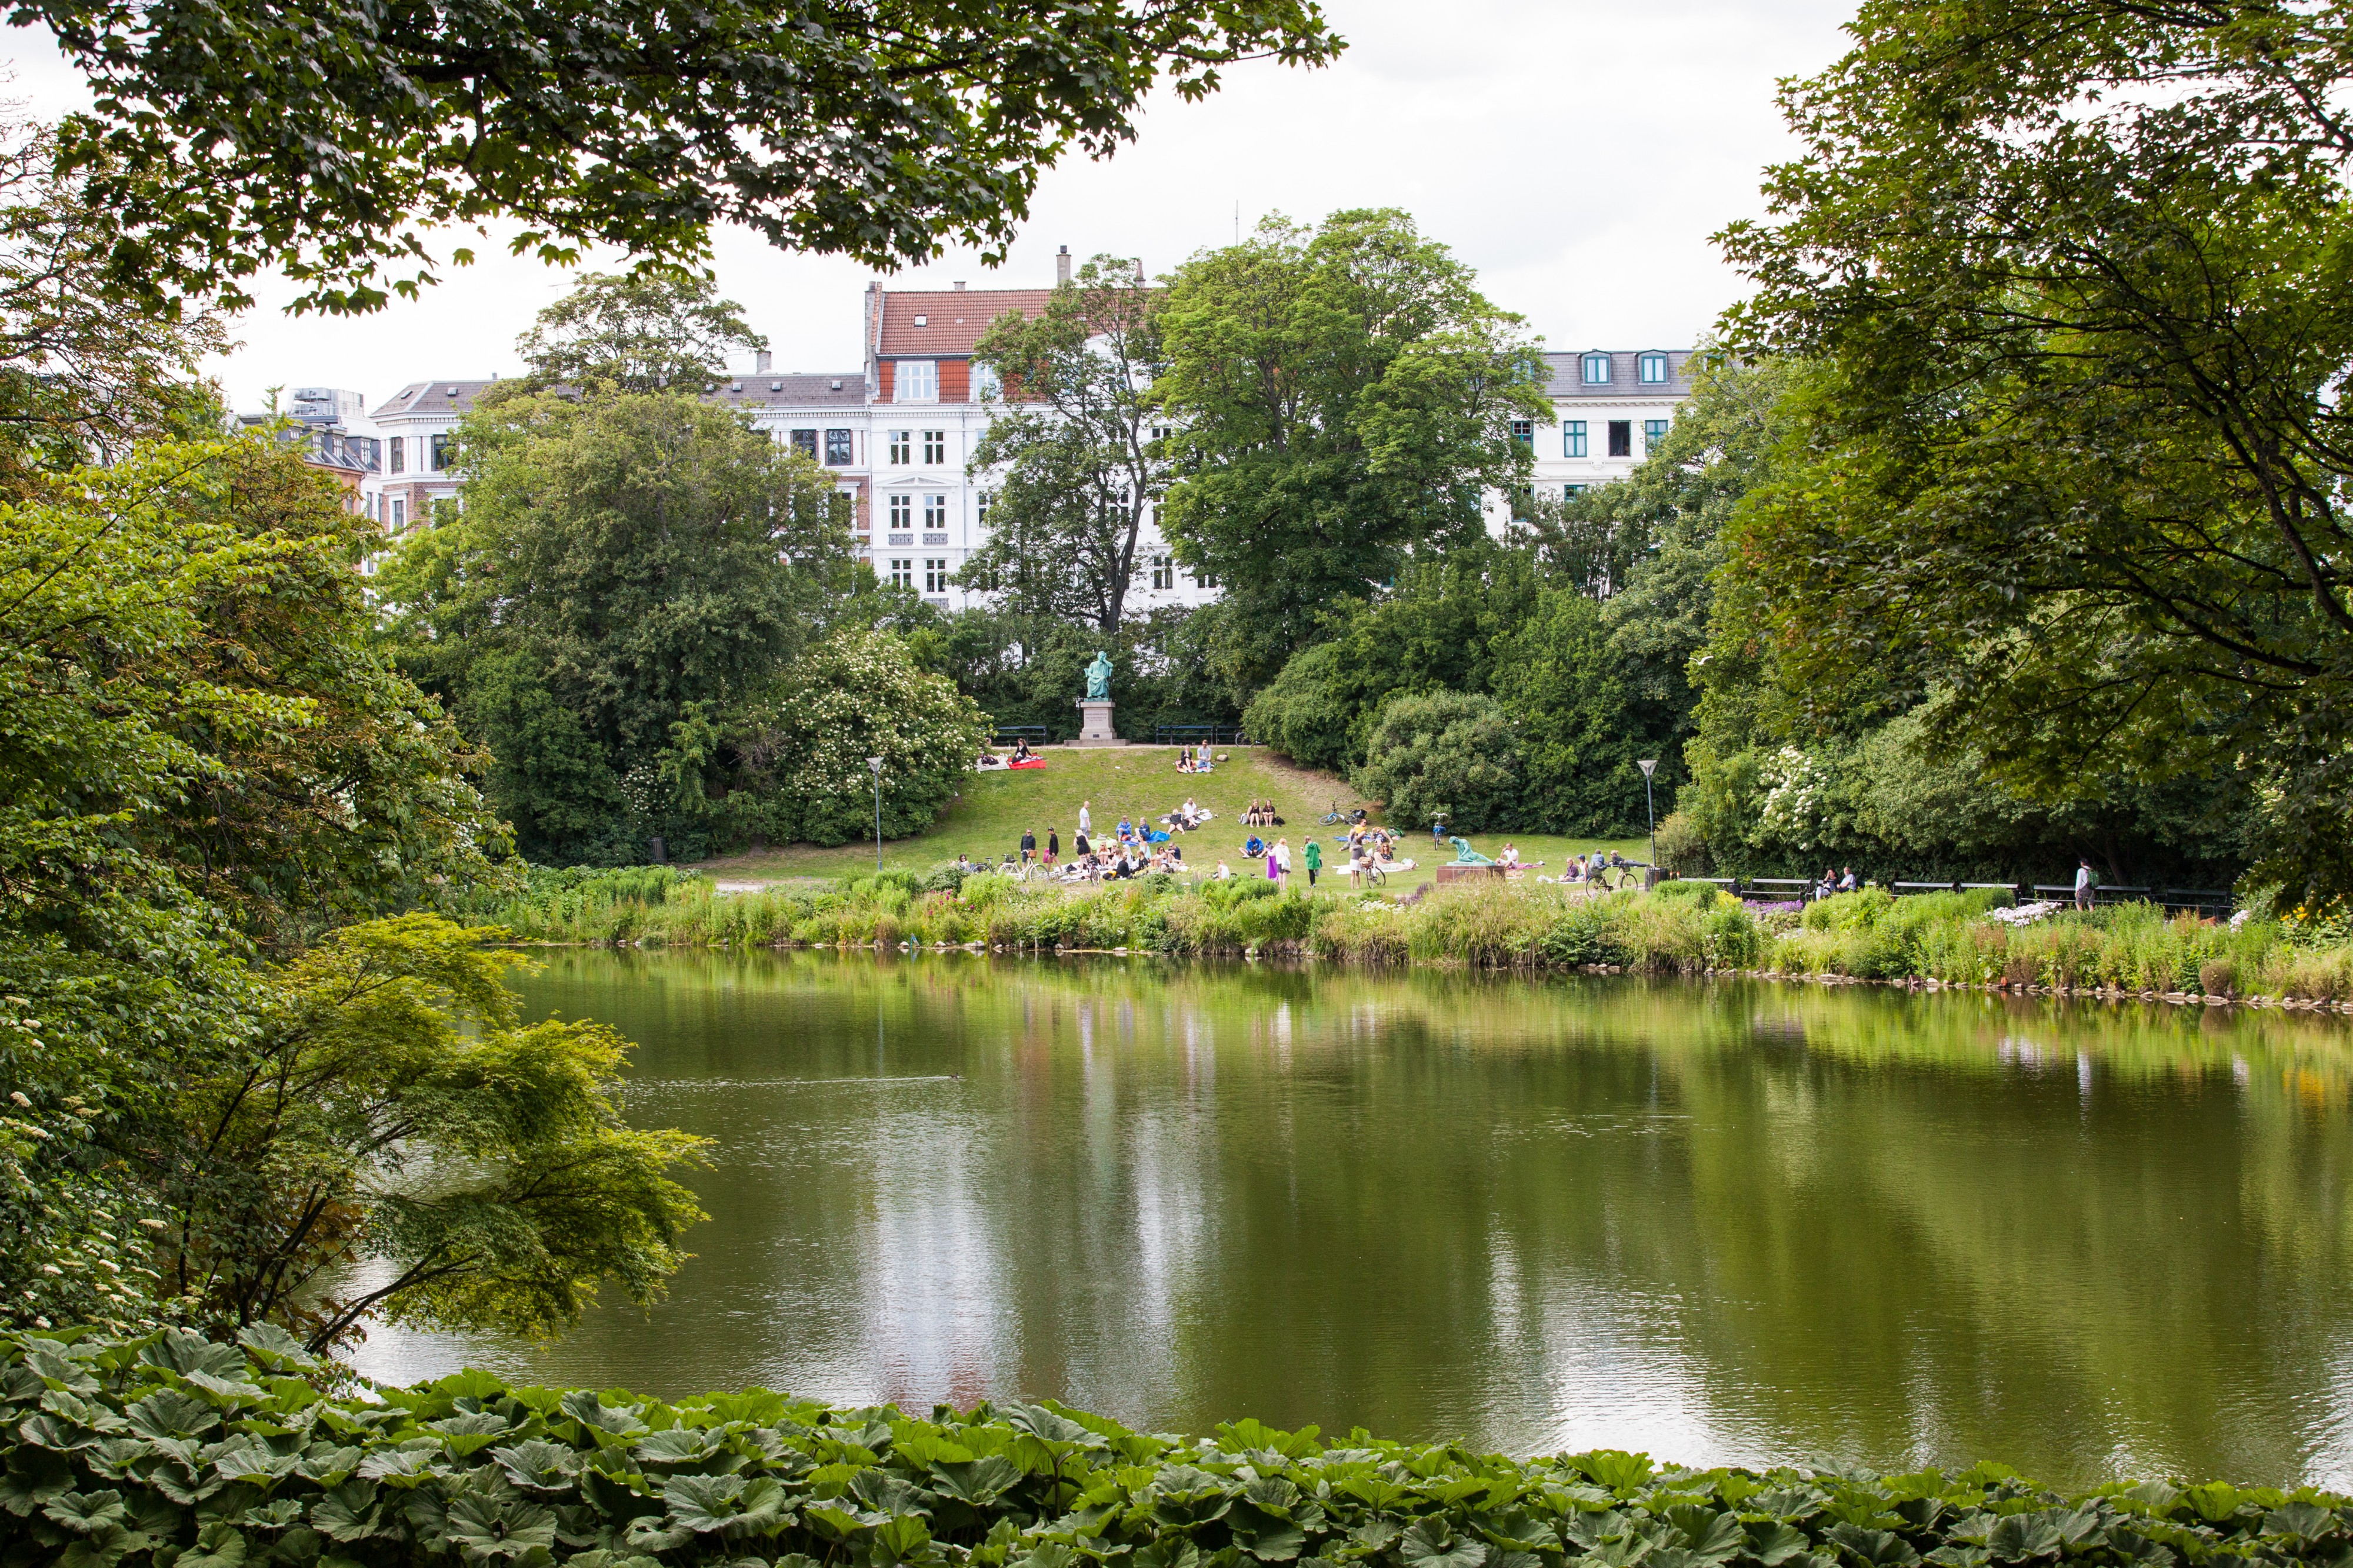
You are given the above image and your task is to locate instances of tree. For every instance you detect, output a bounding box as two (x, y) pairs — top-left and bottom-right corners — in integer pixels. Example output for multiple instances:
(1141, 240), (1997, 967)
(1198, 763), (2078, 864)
(518, 272), (767, 393)
(31, 0), (1342, 313)
(1714, 0), (2353, 905)
(380, 389), (855, 860)
(0, 433), (530, 1336)
(1156, 211), (1551, 696)
(964, 255), (1169, 635)
(730, 627), (988, 847)
(1351, 690), (1524, 836)
(0, 114), (225, 491)
(152, 914), (705, 1355)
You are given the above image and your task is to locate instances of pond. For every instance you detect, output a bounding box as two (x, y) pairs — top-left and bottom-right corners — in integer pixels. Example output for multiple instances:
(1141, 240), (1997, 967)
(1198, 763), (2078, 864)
(353, 951), (2353, 1489)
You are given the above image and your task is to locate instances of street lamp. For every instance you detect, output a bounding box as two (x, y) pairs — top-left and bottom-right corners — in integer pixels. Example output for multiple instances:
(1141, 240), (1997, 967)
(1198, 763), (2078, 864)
(1637, 759), (1659, 883)
(866, 756), (884, 873)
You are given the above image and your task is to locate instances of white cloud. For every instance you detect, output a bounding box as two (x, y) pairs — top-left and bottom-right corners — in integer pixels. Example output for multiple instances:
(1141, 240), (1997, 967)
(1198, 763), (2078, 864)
(5, 0), (1857, 413)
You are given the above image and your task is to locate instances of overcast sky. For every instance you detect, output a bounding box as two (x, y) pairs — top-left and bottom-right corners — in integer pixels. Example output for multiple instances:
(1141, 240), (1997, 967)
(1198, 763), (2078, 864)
(7, 0), (1860, 413)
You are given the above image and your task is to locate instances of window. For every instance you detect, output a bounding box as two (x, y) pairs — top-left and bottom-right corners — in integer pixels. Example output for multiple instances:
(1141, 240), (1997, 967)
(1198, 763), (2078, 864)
(889, 558), (914, 588)
(1510, 419), (1533, 447)
(388, 436), (405, 474)
(1152, 555), (1175, 590)
(1149, 425), (1173, 443)
(889, 495), (913, 530)
(1563, 421), (1587, 458)
(1564, 483), (1587, 500)
(1639, 352), (1671, 384)
(1644, 419), (1670, 453)
(925, 559), (950, 593)
(972, 363), (1001, 401)
(390, 498), (405, 530)
(923, 431), (946, 464)
(895, 360), (939, 402)
(430, 433), (453, 471)
(888, 431), (911, 463)
(1192, 567), (1219, 589)
(824, 429), (854, 465)
(923, 494), (947, 530)
(1607, 421), (1634, 457)
(1582, 352), (1612, 385)
(785, 429), (815, 459)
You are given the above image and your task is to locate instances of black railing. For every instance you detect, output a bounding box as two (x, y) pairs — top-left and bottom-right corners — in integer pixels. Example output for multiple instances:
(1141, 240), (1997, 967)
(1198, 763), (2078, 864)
(990, 725), (1049, 745)
(1154, 723), (1247, 745)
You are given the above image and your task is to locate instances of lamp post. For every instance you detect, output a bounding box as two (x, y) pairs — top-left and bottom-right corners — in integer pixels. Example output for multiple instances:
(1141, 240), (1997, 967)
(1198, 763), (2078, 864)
(866, 756), (884, 873)
(1637, 759), (1658, 881)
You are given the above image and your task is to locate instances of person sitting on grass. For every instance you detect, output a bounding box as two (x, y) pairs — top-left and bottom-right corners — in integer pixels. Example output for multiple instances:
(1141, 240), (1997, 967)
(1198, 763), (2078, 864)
(1213, 859), (1234, 880)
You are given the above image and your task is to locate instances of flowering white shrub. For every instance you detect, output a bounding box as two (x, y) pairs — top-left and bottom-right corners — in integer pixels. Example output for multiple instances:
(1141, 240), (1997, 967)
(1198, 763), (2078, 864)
(1753, 745), (1825, 850)
(735, 629), (989, 846)
(1984, 900), (2062, 927)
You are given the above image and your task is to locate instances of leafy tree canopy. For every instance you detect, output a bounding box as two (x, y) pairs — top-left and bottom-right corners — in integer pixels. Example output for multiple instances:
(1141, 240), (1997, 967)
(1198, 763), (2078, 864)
(1714, 0), (2353, 904)
(379, 389), (855, 862)
(518, 271), (768, 393)
(27, 0), (1344, 313)
(965, 253), (1169, 635)
(1155, 209), (1550, 696)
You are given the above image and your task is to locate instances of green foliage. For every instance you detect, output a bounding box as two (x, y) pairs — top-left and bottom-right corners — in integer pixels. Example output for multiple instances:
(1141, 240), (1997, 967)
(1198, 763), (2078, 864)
(8, 1329), (2339, 1568)
(964, 255), (1169, 635)
(1156, 211), (1552, 695)
(730, 628), (989, 848)
(1352, 691), (1524, 835)
(150, 914), (707, 1356)
(31, 0), (1342, 313)
(1714, 0), (2353, 905)
(380, 388), (855, 862)
(938, 608), (1236, 743)
(517, 272), (768, 394)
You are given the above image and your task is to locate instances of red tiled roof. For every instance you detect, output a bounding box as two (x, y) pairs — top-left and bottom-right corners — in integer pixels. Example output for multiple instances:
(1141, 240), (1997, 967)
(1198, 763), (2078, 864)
(875, 289), (1053, 358)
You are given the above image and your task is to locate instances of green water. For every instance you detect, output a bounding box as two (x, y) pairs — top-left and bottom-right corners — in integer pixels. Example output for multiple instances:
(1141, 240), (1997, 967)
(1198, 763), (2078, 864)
(352, 951), (2353, 1487)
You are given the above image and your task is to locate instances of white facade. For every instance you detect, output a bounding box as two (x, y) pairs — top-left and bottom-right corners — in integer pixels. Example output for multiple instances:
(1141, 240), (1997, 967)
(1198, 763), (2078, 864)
(335, 278), (1694, 608)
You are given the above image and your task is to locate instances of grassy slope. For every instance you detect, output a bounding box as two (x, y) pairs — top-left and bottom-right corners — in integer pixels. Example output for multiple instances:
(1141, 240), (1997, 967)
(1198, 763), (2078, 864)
(702, 746), (1647, 892)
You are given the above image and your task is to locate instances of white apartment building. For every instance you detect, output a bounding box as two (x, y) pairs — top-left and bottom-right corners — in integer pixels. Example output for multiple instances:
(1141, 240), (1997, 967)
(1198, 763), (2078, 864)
(307, 264), (1694, 610)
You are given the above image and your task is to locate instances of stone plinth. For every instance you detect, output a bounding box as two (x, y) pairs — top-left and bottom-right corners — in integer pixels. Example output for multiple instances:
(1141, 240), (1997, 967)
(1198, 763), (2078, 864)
(1435, 862), (1506, 886)
(1069, 698), (1128, 746)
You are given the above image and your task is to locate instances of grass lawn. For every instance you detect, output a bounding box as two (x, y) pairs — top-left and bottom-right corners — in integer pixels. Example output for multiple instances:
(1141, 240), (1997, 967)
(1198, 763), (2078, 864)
(700, 746), (1650, 893)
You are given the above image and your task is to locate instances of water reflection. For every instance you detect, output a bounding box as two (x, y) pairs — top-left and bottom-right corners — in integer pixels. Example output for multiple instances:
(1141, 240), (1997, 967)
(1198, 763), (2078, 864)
(354, 953), (2353, 1487)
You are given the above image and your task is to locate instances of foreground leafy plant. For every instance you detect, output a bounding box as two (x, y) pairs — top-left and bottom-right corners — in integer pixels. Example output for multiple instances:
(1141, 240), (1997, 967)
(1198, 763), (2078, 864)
(4, 1329), (2349, 1568)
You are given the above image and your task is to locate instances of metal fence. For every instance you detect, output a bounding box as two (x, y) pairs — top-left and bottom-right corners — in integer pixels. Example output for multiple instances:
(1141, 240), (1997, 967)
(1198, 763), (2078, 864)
(990, 725), (1049, 745)
(1152, 723), (1248, 745)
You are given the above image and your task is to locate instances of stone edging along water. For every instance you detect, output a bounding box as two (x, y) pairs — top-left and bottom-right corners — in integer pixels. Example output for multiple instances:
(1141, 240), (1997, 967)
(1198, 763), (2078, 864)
(9, 1326), (2348, 1565)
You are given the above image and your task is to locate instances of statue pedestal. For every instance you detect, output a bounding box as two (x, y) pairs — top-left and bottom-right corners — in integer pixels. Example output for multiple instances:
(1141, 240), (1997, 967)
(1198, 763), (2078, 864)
(1435, 863), (1505, 886)
(1070, 698), (1126, 746)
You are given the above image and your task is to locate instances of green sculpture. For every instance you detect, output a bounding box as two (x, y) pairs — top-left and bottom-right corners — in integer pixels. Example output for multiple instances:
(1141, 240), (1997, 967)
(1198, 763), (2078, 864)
(1449, 837), (1494, 865)
(1084, 650), (1114, 702)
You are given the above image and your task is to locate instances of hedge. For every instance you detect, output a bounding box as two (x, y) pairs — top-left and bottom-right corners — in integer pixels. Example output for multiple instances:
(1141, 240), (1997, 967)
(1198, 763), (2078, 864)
(4, 1329), (2349, 1568)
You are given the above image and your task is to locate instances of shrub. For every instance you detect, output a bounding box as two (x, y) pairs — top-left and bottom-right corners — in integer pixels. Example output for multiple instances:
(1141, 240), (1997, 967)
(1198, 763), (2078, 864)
(1654, 810), (1710, 876)
(4, 1328), (2344, 1568)
(1351, 689), (1525, 835)
(1542, 898), (1627, 966)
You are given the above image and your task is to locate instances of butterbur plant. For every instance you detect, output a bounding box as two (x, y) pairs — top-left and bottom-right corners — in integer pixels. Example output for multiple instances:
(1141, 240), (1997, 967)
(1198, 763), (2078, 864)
(6, 1329), (2353, 1568)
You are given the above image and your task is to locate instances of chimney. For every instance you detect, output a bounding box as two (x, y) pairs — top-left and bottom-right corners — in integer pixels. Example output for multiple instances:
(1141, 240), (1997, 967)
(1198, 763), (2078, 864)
(755, 350), (772, 375)
(953, 280), (966, 291)
(1056, 245), (1071, 285)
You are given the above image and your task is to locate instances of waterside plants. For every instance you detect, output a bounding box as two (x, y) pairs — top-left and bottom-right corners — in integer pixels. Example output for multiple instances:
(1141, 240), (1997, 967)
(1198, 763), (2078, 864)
(6, 1326), (2350, 1568)
(458, 870), (2353, 1010)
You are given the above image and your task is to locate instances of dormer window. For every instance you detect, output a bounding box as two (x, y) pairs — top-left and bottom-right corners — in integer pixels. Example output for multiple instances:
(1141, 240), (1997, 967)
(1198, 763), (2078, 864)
(770, 381), (782, 392)
(895, 361), (939, 403)
(1638, 353), (1670, 384)
(1581, 353), (1612, 385)
(912, 314), (928, 326)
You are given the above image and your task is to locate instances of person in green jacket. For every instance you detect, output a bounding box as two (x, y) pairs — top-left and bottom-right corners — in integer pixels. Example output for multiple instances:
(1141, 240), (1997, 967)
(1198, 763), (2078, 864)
(1303, 838), (1323, 888)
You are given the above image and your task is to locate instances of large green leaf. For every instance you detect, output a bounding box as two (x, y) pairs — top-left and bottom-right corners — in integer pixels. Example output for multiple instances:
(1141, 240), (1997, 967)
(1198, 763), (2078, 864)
(1747, 1522), (1814, 1566)
(442, 1493), (558, 1559)
(126, 1390), (220, 1442)
(44, 1489), (128, 1533)
(634, 1427), (724, 1468)
(1983, 1516), (2062, 1563)
(932, 1456), (1024, 1506)
(179, 1522), (251, 1568)
(494, 1440), (584, 1493)
(1572, 1453), (1656, 1496)
(1402, 1517), (1491, 1568)
(311, 1480), (384, 1542)
(1826, 1526), (1919, 1568)
(1664, 1506), (1744, 1562)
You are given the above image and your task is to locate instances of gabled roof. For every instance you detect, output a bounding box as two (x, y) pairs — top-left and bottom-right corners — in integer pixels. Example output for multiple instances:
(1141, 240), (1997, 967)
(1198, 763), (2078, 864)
(372, 381), (495, 419)
(708, 372), (866, 409)
(1542, 351), (1697, 399)
(874, 289), (1054, 358)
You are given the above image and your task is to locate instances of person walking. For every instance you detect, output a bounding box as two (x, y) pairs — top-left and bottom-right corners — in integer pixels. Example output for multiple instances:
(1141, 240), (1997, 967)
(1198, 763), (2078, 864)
(1078, 801), (1091, 839)
(1303, 836), (1322, 888)
(2075, 857), (2095, 912)
(1274, 836), (1292, 884)
(1020, 828), (1036, 867)
(1046, 828), (1059, 866)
